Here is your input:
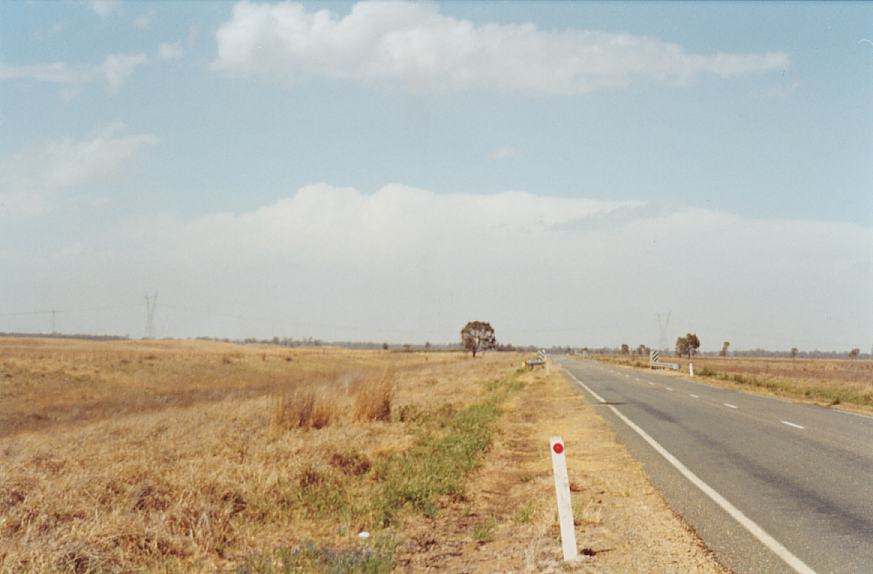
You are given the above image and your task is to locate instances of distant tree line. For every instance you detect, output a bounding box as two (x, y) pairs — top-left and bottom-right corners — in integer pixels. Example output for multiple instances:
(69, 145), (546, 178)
(0, 332), (129, 341)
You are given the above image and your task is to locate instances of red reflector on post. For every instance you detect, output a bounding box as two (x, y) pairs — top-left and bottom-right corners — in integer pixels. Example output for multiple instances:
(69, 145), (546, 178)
(553, 442), (564, 454)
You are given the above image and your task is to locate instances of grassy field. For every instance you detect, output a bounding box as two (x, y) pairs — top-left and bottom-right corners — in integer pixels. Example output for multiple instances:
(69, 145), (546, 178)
(1, 338), (726, 573)
(0, 338), (528, 573)
(596, 354), (873, 410)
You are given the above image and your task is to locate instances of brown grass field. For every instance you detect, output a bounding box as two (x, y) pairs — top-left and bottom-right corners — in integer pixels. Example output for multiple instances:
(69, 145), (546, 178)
(0, 338), (724, 573)
(598, 354), (873, 410)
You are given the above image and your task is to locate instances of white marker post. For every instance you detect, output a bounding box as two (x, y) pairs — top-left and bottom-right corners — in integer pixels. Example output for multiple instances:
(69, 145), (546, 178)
(549, 436), (577, 561)
(689, 362), (694, 377)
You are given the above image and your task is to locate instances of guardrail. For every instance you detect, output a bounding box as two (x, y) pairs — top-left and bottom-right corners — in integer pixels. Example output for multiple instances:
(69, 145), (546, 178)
(524, 358), (546, 369)
(650, 350), (679, 370)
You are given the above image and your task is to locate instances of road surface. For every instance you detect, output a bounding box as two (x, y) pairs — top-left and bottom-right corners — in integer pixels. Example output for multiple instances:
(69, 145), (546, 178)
(555, 357), (873, 574)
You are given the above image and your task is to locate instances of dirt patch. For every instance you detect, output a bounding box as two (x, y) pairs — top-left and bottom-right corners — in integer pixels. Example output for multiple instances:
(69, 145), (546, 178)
(394, 364), (726, 573)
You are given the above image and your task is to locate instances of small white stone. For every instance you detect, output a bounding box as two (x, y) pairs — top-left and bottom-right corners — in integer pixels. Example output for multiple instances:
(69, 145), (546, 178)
(358, 531), (370, 539)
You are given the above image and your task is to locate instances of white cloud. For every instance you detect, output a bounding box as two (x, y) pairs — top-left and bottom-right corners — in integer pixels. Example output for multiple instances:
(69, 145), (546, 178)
(489, 145), (521, 161)
(0, 123), (158, 216)
(0, 52), (148, 97)
(0, 62), (84, 85)
(89, 0), (120, 18)
(213, 2), (789, 94)
(158, 42), (184, 62)
(52, 182), (861, 349)
(102, 53), (147, 93)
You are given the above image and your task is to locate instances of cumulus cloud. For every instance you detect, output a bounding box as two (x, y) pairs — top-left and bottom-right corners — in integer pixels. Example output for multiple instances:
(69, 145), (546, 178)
(0, 52), (148, 98)
(213, 1), (789, 94)
(0, 123), (158, 216)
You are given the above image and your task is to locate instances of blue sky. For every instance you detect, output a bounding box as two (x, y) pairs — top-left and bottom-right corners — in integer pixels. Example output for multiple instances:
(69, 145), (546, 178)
(1, 1), (871, 350)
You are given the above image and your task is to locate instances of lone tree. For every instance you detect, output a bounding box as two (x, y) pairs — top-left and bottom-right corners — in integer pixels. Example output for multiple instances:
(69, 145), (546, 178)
(849, 348), (861, 359)
(620, 343), (630, 355)
(675, 333), (700, 358)
(720, 341), (730, 357)
(790, 347), (798, 359)
(460, 321), (496, 358)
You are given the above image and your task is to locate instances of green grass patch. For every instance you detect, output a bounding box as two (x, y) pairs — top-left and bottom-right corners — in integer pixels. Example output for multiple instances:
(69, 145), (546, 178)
(371, 376), (521, 526)
(236, 539), (394, 574)
(471, 516), (497, 543)
(511, 500), (539, 525)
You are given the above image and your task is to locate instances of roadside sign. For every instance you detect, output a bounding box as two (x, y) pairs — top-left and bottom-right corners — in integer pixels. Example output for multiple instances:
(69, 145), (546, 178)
(550, 435), (578, 561)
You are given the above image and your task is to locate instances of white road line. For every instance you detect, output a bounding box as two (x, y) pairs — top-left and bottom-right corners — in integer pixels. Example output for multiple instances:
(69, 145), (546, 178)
(563, 368), (816, 574)
(724, 403), (738, 409)
(836, 409), (873, 421)
(666, 387), (674, 391)
(690, 394), (700, 399)
(648, 382), (655, 386)
(781, 420), (805, 430)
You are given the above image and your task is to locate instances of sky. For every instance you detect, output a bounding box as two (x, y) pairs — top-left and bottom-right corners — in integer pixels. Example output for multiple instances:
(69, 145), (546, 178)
(0, 1), (871, 351)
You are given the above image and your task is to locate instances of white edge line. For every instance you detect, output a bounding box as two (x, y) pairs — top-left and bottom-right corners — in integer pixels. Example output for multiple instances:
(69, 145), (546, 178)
(563, 368), (816, 574)
(836, 409), (873, 421)
(781, 420), (805, 430)
(690, 394), (700, 398)
(665, 387), (674, 391)
(724, 403), (738, 409)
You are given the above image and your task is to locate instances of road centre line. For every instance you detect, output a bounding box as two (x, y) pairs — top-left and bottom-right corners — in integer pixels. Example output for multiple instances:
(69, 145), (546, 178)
(781, 421), (805, 430)
(724, 403), (739, 409)
(563, 368), (817, 574)
(666, 387), (674, 391)
(690, 394), (700, 398)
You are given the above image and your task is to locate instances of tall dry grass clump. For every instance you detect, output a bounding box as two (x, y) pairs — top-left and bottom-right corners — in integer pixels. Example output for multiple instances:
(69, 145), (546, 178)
(269, 388), (336, 431)
(353, 369), (394, 422)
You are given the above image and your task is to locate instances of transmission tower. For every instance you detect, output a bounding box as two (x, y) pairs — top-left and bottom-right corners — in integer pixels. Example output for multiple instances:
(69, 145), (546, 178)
(145, 292), (158, 339)
(657, 311), (671, 351)
(48, 309), (61, 334)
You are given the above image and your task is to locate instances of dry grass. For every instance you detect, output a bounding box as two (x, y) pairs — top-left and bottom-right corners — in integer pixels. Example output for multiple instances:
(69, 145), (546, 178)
(0, 338), (521, 573)
(269, 388), (335, 432)
(353, 370), (393, 423)
(598, 354), (873, 409)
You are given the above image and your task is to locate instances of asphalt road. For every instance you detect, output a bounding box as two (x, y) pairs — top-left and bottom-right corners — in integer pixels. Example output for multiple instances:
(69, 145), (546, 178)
(555, 357), (873, 574)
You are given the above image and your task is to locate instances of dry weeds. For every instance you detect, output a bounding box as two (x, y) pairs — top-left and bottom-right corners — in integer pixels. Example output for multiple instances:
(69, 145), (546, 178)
(0, 339), (513, 573)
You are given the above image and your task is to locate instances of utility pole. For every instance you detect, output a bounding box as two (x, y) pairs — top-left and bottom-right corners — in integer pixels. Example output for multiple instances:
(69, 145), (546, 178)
(145, 292), (158, 339)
